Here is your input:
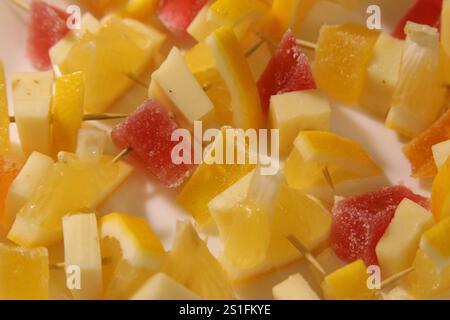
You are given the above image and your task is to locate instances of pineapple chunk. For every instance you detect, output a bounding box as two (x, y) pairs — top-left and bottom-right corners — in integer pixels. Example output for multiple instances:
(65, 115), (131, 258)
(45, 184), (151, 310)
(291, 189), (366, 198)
(269, 90), (331, 156)
(273, 273), (320, 300)
(187, 5), (213, 42)
(376, 199), (434, 278)
(0, 243), (49, 300)
(100, 212), (165, 299)
(442, 0), (450, 85)
(7, 153), (133, 247)
(420, 217), (450, 272)
(432, 140), (450, 169)
(207, 26), (263, 129)
(359, 33), (404, 117)
(62, 213), (102, 300)
(131, 273), (201, 300)
(12, 71), (53, 156)
(149, 47), (214, 129)
(0, 61), (9, 156)
(75, 128), (107, 163)
(120, 0), (159, 21)
(386, 22), (446, 137)
(4, 151), (54, 230)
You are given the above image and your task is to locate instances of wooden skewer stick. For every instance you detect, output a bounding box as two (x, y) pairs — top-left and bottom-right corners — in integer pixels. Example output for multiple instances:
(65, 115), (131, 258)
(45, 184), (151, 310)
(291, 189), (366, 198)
(380, 267), (415, 290)
(322, 165), (335, 191)
(287, 234), (327, 277)
(112, 147), (133, 163)
(295, 39), (318, 51)
(8, 0), (30, 11)
(9, 113), (128, 123)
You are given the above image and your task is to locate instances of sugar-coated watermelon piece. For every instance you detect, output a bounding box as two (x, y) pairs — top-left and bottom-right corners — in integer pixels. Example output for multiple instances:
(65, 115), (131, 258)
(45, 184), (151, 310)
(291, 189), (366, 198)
(111, 99), (194, 188)
(257, 30), (316, 113)
(158, 0), (208, 39)
(392, 0), (442, 39)
(28, 1), (70, 70)
(331, 185), (430, 266)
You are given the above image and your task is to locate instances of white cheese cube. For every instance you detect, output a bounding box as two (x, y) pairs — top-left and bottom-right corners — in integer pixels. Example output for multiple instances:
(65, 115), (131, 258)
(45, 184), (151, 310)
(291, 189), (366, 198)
(432, 140), (450, 169)
(376, 198), (434, 278)
(12, 71), (53, 156)
(273, 273), (320, 300)
(269, 90), (331, 155)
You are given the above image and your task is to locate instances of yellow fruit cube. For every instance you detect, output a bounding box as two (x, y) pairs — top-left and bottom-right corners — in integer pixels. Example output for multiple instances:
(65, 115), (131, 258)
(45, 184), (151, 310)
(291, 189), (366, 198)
(100, 212), (165, 299)
(75, 128), (107, 163)
(131, 273), (201, 300)
(120, 0), (159, 21)
(321, 259), (377, 300)
(0, 243), (49, 300)
(442, 0), (450, 85)
(376, 199), (434, 278)
(0, 61), (10, 156)
(8, 153), (133, 247)
(359, 33), (404, 117)
(62, 213), (102, 300)
(149, 47), (214, 129)
(272, 273), (320, 300)
(207, 26), (263, 129)
(432, 140), (450, 169)
(420, 217), (450, 271)
(431, 158), (450, 221)
(187, 4), (214, 42)
(4, 152), (54, 230)
(185, 41), (215, 74)
(269, 90), (331, 155)
(12, 71), (53, 156)
(310, 248), (346, 282)
(313, 24), (380, 106)
(52, 72), (84, 155)
(386, 22), (446, 138)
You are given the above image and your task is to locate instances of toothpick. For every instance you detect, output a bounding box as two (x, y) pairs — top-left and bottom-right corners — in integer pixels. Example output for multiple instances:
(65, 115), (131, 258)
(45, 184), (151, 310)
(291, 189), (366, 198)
(8, 0), (30, 11)
(322, 165), (335, 191)
(9, 113), (128, 123)
(380, 267), (415, 290)
(245, 38), (266, 58)
(112, 147), (133, 163)
(295, 39), (317, 51)
(287, 234), (327, 277)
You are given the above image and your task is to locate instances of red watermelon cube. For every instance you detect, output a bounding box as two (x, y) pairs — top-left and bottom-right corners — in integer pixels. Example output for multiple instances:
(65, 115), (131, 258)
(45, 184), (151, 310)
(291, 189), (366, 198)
(257, 30), (316, 113)
(392, 0), (442, 39)
(158, 0), (208, 39)
(111, 99), (195, 188)
(27, 1), (70, 70)
(331, 185), (430, 266)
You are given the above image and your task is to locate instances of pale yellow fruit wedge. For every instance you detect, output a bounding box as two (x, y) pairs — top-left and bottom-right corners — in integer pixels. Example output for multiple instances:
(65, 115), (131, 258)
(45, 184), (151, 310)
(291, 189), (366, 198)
(0, 61), (10, 156)
(273, 273), (320, 300)
(432, 140), (450, 169)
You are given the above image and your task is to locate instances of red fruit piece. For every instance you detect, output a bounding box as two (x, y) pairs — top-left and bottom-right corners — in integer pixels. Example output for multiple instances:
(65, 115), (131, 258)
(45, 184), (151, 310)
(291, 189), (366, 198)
(331, 185), (430, 266)
(111, 99), (194, 188)
(158, 0), (208, 39)
(257, 30), (316, 113)
(28, 1), (70, 70)
(392, 0), (442, 40)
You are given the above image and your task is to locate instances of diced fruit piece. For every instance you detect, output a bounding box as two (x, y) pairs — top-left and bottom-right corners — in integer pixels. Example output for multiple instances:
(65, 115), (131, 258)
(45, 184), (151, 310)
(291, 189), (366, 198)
(408, 249), (450, 298)
(283, 131), (386, 203)
(52, 72), (84, 155)
(111, 99), (194, 188)
(222, 170), (280, 269)
(76, 128), (107, 163)
(241, 32), (272, 82)
(162, 222), (235, 299)
(80, 0), (119, 17)
(7, 153), (133, 247)
(431, 158), (450, 221)
(273, 273), (319, 300)
(322, 259), (377, 300)
(149, 47), (214, 128)
(207, 0), (268, 40)
(0, 157), (22, 231)
(158, 0), (208, 39)
(62, 213), (102, 300)
(359, 33), (404, 117)
(313, 24), (379, 106)
(376, 199), (434, 278)
(187, 4), (212, 42)
(392, 0), (443, 40)
(420, 217), (450, 271)
(404, 110), (450, 178)
(433, 140), (450, 169)
(185, 41), (215, 74)
(12, 71), (53, 156)
(331, 185), (430, 266)
(257, 30), (316, 113)
(310, 248), (345, 282)
(3, 152), (53, 230)
(0, 243), (49, 300)
(383, 285), (416, 300)
(50, 13), (101, 68)
(386, 22), (446, 138)
(121, 0), (159, 22)
(177, 129), (256, 227)
(207, 26), (263, 129)
(60, 17), (165, 113)
(442, 0), (450, 84)
(269, 90), (331, 155)
(28, 1), (70, 70)
(131, 273), (201, 300)
(0, 62), (10, 156)
(100, 212), (165, 299)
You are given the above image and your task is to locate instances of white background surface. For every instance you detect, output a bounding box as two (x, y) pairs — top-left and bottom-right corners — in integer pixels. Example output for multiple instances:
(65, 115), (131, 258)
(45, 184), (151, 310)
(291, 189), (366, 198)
(0, 0), (428, 299)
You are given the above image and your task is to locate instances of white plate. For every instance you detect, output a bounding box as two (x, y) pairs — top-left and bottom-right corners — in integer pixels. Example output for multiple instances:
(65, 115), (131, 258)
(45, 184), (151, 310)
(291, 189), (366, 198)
(0, 0), (428, 299)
